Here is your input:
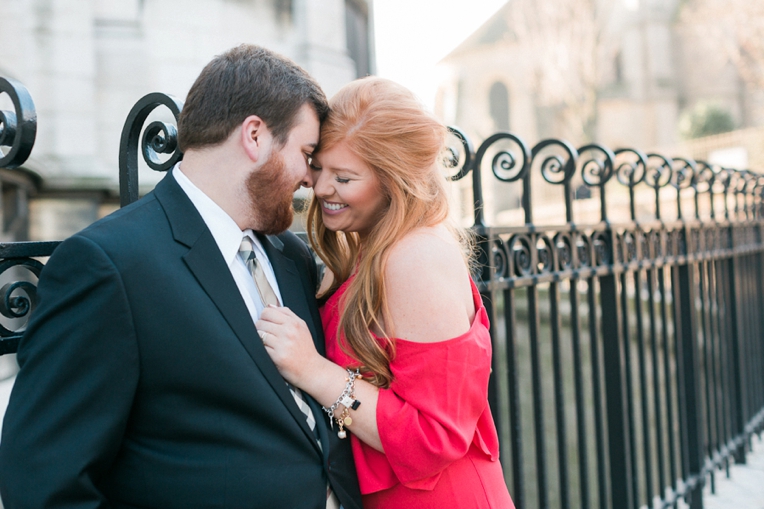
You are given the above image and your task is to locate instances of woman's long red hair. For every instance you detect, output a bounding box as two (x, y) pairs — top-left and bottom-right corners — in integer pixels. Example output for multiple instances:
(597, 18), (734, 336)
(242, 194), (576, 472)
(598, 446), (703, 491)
(307, 77), (472, 388)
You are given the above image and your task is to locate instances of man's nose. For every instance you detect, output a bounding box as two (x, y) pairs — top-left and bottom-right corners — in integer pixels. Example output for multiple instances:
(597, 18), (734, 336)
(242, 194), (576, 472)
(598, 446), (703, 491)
(300, 167), (315, 189)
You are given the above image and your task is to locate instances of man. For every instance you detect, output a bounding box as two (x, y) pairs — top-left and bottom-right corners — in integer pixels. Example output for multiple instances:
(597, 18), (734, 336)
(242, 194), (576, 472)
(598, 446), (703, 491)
(0, 45), (362, 509)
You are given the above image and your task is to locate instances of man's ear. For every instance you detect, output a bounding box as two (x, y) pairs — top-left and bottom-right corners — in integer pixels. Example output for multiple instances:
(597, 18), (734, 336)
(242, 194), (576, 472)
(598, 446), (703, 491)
(241, 115), (268, 163)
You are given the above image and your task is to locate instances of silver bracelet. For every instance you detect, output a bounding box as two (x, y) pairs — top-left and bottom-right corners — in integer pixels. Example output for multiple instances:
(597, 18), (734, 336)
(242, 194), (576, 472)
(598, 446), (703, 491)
(322, 368), (361, 418)
(324, 368), (362, 438)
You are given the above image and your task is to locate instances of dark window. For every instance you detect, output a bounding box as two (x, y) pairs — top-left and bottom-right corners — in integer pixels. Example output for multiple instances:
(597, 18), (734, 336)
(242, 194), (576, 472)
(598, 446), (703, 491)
(273, 0), (292, 23)
(345, 0), (371, 78)
(489, 81), (510, 131)
(574, 184), (592, 200)
(614, 50), (623, 83)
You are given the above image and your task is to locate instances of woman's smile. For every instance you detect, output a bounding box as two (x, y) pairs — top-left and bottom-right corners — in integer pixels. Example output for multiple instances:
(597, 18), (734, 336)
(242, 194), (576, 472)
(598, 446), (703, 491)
(322, 200), (349, 213)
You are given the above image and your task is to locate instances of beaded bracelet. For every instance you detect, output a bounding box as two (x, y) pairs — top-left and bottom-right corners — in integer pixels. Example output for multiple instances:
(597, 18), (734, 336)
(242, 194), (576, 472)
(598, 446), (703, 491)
(322, 368), (361, 439)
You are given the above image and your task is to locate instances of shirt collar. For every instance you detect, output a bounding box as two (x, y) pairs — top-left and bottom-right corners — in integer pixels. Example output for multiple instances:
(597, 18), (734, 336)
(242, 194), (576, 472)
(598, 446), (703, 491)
(172, 163), (266, 266)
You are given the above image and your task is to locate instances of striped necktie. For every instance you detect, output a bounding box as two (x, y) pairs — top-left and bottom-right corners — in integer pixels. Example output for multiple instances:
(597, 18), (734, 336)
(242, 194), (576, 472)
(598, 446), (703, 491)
(238, 236), (318, 433)
(238, 237), (340, 509)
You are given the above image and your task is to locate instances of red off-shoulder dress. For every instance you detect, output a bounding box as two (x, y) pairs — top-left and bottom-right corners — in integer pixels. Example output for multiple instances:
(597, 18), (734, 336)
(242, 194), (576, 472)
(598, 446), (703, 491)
(321, 275), (515, 509)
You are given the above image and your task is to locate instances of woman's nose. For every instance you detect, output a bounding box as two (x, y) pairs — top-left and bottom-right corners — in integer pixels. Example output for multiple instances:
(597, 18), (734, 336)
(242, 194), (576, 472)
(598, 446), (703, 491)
(310, 171), (330, 197)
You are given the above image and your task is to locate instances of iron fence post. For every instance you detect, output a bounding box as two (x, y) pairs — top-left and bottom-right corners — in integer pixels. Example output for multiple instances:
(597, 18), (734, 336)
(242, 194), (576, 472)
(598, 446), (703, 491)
(675, 249), (705, 509)
(600, 228), (635, 509)
(725, 227), (748, 464)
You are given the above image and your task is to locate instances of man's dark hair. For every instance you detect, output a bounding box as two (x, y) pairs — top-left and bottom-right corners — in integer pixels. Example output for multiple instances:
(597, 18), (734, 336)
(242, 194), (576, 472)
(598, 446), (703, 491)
(178, 44), (329, 151)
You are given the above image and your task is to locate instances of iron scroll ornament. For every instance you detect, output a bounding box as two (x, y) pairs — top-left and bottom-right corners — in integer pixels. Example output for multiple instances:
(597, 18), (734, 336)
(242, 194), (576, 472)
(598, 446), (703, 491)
(0, 77), (37, 169)
(670, 157), (696, 220)
(470, 133), (531, 225)
(530, 138), (578, 186)
(0, 242), (61, 356)
(692, 161), (715, 220)
(577, 144), (615, 188)
(577, 143), (615, 222)
(614, 148), (649, 187)
(443, 126), (474, 182)
(474, 132), (531, 184)
(119, 93), (185, 207)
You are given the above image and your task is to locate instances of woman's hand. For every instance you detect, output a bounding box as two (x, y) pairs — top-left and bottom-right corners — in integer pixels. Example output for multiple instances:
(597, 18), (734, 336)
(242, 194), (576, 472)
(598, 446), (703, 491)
(256, 306), (325, 388)
(258, 306), (384, 450)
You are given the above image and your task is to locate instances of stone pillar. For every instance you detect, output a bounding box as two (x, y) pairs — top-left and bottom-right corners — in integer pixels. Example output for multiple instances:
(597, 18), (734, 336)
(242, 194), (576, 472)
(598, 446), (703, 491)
(293, 0), (356, 97)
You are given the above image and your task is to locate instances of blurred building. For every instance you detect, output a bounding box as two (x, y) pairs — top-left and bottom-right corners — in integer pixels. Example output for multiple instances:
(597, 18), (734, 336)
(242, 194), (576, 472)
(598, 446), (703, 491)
(0, 0), (374, 241)
(435, 0), (764, 224)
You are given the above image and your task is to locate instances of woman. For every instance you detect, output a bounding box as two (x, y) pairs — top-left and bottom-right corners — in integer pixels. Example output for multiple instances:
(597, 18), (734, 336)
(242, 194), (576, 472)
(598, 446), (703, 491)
(257, 77), (514, 508)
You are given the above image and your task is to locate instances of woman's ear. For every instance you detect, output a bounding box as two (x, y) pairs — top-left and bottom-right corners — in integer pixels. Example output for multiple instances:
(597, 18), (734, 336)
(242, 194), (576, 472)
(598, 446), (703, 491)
(241, 115), (268, 162)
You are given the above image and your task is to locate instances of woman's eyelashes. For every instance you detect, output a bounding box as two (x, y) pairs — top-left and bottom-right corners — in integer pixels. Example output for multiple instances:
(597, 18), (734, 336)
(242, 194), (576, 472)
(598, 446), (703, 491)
(308, 161), (349, 183)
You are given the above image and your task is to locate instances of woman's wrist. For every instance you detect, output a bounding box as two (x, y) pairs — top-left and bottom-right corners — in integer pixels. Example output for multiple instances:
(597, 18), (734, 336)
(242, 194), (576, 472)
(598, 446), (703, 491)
(295, 355), (348, 405)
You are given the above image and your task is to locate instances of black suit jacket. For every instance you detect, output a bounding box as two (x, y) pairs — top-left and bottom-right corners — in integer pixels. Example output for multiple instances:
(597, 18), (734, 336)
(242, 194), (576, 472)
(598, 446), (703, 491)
(0, 174), (361, 509)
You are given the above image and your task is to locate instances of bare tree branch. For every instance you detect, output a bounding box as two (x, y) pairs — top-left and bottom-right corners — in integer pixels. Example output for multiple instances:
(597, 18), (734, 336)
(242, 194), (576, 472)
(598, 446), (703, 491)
(681, 0), (764, 88)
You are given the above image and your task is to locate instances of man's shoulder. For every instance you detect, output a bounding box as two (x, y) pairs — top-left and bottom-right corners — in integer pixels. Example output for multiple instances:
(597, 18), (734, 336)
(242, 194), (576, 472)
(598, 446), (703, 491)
(68, 193), (168, 257)
(272, 230), (311, 258)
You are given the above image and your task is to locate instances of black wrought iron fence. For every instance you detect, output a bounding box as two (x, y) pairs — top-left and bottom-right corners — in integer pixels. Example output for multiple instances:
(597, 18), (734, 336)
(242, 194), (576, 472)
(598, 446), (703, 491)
(443, 128), (764, 509)
(0, 79), (762, 509)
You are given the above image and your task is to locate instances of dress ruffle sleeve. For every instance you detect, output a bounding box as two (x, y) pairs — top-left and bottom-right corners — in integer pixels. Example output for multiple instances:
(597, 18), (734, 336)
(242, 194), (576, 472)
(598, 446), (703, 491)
(322, 279), (501, 496)
(350, 303), (500, 493)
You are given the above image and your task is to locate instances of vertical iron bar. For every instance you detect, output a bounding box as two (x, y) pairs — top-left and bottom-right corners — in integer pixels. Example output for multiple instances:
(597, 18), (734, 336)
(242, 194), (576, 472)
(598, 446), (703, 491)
(550, 282), (570, 509)
(726, 237), (747, 463)
(647, 266), (667, 500)
(570, 277), (591, 509)
(588, 278), (609, 509)
(505, 287), (525, 509)
(675, 259), (705, 509)
(699, 259), (715, 493)
(619, 271), (640, 506)
(601, 269), (635, 509)
(758, 246), (764, 417)
(707, 259), (724, 470)
(716, 257), (733, 479)
(748, 251), (756, 436)
(751, 250), (760, 428)
(671, 265), (690, 488)
(743, 253), (755, 447)
(484, 285), (501, 457)
(634, 268), (654, 502)
(713, 258), (730, 463)
(528, 284), (549, 509)
(658, 266), (679, 496)
(722, 255), (745, 464)
(472, 153), (486, 227)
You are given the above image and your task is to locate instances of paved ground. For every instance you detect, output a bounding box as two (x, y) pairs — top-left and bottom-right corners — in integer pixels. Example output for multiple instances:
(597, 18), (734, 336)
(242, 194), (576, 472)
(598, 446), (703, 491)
(699, 436), (764, 509)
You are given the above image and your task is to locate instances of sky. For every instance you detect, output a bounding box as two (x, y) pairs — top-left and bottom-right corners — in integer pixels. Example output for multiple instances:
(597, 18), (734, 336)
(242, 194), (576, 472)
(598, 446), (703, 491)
(372, 0), (508, 109)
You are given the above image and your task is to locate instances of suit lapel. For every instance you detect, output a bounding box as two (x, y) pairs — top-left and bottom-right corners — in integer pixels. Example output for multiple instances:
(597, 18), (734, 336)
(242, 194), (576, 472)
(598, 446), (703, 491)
(260, 233), (334, 460)
(154, 175), (322, 454)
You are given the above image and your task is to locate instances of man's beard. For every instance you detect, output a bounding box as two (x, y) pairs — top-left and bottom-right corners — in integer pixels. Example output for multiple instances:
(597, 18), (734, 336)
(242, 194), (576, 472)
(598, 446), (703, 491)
(246, 149), (296, 235)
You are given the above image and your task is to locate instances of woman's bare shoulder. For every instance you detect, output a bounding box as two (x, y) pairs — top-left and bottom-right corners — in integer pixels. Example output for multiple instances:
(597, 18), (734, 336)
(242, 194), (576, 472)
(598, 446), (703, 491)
(384, 225), (473, 343)
(386, 225), (462, 273)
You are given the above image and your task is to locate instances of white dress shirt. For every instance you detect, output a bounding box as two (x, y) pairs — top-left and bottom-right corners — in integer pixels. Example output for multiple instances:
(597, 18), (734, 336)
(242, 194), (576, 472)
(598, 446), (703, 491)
(172, 163), (281, 325)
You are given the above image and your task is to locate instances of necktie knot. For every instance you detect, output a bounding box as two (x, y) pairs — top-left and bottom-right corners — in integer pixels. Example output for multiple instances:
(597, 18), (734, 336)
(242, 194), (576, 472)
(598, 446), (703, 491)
(239, 237), (255, 263)
(239, 236), (280, 307)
